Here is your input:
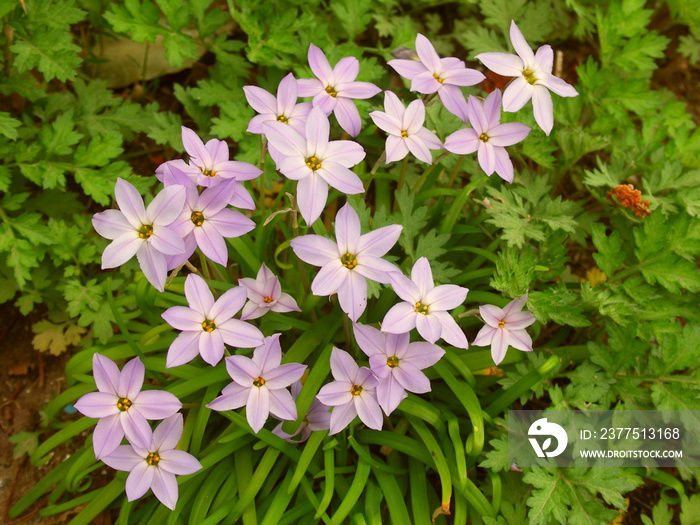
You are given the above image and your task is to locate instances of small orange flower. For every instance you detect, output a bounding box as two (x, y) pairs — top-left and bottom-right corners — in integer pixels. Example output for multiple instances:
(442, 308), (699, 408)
(607, 184), (651, 218)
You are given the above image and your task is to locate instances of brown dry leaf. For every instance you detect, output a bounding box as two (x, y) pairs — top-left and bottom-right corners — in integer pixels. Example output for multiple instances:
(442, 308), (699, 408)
(32, 320), (87, 355)
(7, 363), (34, 376)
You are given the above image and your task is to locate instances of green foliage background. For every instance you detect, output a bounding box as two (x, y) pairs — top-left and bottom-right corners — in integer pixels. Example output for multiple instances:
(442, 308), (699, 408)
(1, 0), (699, 523)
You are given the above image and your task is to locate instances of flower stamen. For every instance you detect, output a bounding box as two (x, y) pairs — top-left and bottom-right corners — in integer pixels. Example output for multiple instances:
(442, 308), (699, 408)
(202, 319), (216, 332)
(400, 130), (408, 138)
(191, 211), (205, 227)
(116, 397), (133, 411)
(201, 169), (217, 177)
(263, 296), (274, 304)
(414, 302), (429, 315)
(350, 384), (363, 396)
(146, 452), (160, 466)
(276, 115), (289, 124)
(253, 377), (266, 387)
(341, 252), (358, 270)
(522, 69), (536, 85)
(479, 133), (489, 143)
(386, 356), (400, 368)
(305, 156), (322, 171)
(325, 85), (337, 97)
(432, 73), (444, 84)
(138, 224), (154, 240)
(498, 319), (506, 329)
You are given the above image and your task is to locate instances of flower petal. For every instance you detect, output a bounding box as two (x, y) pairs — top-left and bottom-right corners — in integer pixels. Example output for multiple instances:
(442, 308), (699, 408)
(402, 99), (426, 134)
(150, 468), (179, 510)
(336, 203), (361, 254)
(385, 135), (410, 163)
(317, 381), (354, 406)
(411, 257), (434, 298)
(265, 363), (307, 389)
(405, 135), (433, 164)
(217, 319), (264, 349)
(472, 325), (496, 347)
(136, 243), (167, 292)
(147, 185), (186, 226)
(102, 233), (142, 269)
(489, 122), (531, 147)
(493, 146), (515, 183)
(207, 382), (250, 411)
(162, 306), (204, 331)
(333, 56), (359, 82)
(306, 106), (330, 155)
(432, 311), (468, 349)
(166, 331), (201, 368)
(480, 304), (505, 327)
(153, 413), (184, 451)
(532, 86), (554, 135)
(540, 73), (579, 98)
(210, 286), (247, 322)
(381, 302), (418, 334)
(437, 85), (468, 121)
(444, 128), (479, 155)
(198, 329), (225, 366)
(125, 462), (155, 502)
(475, 52), (523, 77)
(393, 362), (431, 393)
(353, 256), (399, 285)
(356, 224), (402, 257)
(290, 234), (340, 266)
(93, 210), (133, 240)
(535, 45), (554, 74)
(423, 284), (468, 311)
(181, 127), (212, 168)
(115, 178), (147, 228)
(159, 449), (203, 475)
(477, 142), (496, 175)
(353, 323), (386, 357)
(376, 376), (408, 415)
(246, 386), (270, 433)
(93, 414), (124, 460)
(120, 410), (153, 450)
(267, 388), (298, 421)
(311, 259), (347, 296)
(296, 174), (329, 226)
(328, 399), (357, 435)
(330, 348), (359, 383)
(416, 313), (442, 344)
(337, 270), (367, 322)
(509, 20), (535, 65)
(75, 391), (118, 418)
(118, 357), (145, 400)
(387, 59), (427, 80)
(194, 225), (228, 266)
(402, 342), (445, 369)
(502, 76), (534, 113)
(333, 97), (362, 137)
(508, 329), (533, 353)
(387, 272), (421, 303)
(244, 85), (277, 115)
(101, 444), (143, 472)
(411, 71), (441, 94)
(308, 44), (333, 85)
(92, 353), (120, 395)
(354, 392), (383, 430)
(324, 140), (366, 168)
(263, 121), (307, 158)
(415, 33), (441, 73)
(134, 390), (182, 420)
(491, 328), (509, 365)
(184, 273), (215, 316)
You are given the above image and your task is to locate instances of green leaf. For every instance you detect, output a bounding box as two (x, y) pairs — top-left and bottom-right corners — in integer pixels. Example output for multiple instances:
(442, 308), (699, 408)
(590, 224), (625, 276)
(0, 112), (21, 140)
(528, 288), (591, 327)
(8, 431), (40, 458)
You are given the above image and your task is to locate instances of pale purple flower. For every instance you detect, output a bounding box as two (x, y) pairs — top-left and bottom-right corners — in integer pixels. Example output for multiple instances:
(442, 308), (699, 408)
(238, 263), (300, 321)
(354, 323), (445, 415)
(167, 182), (255, 268)
(444, 89), (530, 183)
(207, 334), (307, 433)
(316, 348), (382, 434)
(92, 178), (186, 292)
(156, 127), (261, 210)
(297, 44), (381, 136)
(290, 203), (402, 322)
(162, 274), (264, 367)
(369, 91), (442, 164)
(102, 414), (202, 510)
(272, 381), (331, 443)
(388, 34), (485, 121)
(244, 73), (311, 136)
(383, 257), (469, 349)
(74, 354), (181, 460)
(263, 107), (365, 225)
(472, 295), (536, 365)
(475, 20), (579, 135)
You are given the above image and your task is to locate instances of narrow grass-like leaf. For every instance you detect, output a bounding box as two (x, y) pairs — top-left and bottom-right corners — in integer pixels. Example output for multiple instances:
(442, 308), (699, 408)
(66, 478), (124, 525)
(408, 458), (430, 525)
(289, 430), (327, 494)
(406, 415), (452, 508)
(329, 459), (371, 525)
(374, 468), (412, 525)
(315, 446), (335, 519)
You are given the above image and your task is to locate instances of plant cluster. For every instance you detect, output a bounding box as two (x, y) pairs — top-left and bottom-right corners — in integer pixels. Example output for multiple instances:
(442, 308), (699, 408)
(3, 0), (700, 524)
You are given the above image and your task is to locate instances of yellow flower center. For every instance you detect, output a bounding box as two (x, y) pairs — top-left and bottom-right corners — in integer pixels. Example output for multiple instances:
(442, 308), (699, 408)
(305, 156), (322, 171)
(414, 302), (429, 315)
(325, 85), (337, 97)
(253, 377), (266, 387)
(202, 319), (216, 332)
(432, 73), (444, 84)
(116, 397), (133, 411)
(498, 319), (506, 329)
(479, 133), (489, 143)
(201, 169), (217, 177)
(191, 211), (205, 227)
(386, 356), (399, 368)
(146, 452), (160, 466)
(263, 296), (274, 304)
(522, 69), (536, 85)
(277, 115), (289, 123)
(350, 384), (363, 396)
(400, 130), (408, 138)
(341, 252), (358, 270)
(138, 224), (153, 240)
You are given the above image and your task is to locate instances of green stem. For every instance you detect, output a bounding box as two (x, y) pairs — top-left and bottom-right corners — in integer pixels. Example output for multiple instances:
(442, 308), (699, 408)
(410, 151), (449, 194)
(396, 157), (408, 192)
(447, 156), (464, 188)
